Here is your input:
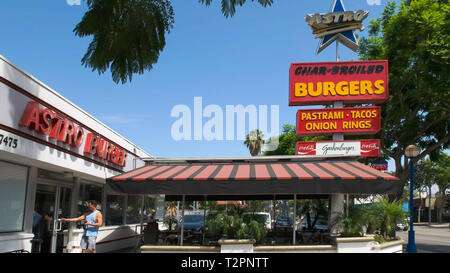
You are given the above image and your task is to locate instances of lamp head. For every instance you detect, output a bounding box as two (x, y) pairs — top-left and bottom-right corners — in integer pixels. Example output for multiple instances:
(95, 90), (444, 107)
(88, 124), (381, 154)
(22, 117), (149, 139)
(405, 145), (419, 158)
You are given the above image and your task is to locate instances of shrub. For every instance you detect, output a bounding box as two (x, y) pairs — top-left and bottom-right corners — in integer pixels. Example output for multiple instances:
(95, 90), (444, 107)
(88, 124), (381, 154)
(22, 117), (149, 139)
(206, 211), (267, 242)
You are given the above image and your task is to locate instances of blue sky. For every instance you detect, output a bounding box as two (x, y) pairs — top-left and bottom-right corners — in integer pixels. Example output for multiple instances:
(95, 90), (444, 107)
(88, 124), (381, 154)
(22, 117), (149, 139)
(0, 0), (395, 163)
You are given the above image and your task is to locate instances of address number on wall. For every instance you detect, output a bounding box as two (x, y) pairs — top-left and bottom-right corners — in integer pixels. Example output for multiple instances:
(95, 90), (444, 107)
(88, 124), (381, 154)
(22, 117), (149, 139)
(0, 134), (18, 149)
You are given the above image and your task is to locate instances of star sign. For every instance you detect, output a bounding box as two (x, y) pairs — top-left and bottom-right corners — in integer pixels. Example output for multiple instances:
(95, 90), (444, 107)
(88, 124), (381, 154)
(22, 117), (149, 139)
(305, 0), (369, 54)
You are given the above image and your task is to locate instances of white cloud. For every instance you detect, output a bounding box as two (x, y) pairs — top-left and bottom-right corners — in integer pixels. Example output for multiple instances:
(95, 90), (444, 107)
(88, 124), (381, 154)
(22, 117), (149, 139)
(367, 0), (382, 5)
(66, 0), (81, 6)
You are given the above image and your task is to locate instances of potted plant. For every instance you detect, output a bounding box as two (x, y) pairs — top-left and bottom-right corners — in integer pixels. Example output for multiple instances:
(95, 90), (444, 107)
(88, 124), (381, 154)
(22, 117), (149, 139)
(330, 198), (406, 253)
(330, 205), (366, 237)
(205, 210), (267, 253)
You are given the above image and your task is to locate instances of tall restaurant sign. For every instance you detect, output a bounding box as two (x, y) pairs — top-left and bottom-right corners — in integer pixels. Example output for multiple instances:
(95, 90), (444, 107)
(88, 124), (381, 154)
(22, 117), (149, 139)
(289, 60), (388, 106)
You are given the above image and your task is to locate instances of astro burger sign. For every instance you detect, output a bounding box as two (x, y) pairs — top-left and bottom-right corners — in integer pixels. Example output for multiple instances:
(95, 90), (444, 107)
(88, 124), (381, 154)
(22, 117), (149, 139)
(289, 60), (388, 106)
(18, 101), (127, 167)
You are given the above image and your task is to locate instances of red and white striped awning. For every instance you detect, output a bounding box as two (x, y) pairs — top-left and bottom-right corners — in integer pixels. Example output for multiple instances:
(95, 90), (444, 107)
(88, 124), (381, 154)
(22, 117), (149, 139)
(106, 159), (401, 197)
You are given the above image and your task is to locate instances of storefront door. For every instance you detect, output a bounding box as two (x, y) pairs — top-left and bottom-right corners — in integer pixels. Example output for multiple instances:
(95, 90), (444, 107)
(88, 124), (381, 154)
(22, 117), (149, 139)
(32, 183), (72, 253)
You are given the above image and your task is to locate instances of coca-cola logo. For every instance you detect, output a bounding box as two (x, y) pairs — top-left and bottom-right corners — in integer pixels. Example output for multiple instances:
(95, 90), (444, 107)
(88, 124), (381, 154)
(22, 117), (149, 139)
(299, 144), (315, 151)
(361, 142), (379, 152)
(297, 144), (316, 155)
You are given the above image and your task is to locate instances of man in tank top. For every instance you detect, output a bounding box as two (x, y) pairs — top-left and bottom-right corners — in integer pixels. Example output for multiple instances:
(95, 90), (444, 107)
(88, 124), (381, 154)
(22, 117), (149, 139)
(61, 200), (103, 253)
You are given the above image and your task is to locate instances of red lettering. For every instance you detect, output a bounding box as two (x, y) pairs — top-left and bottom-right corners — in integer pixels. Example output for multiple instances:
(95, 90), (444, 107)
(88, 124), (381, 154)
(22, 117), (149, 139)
(121, 152), (127, 167)
(117, 150), (127, 166)
(39, 109), (55, 135)
(83, 133), (99, 155)
(96, 139), (107, 158)
(19, 102), (40, 131)
(57, 119), (75, 145)
(72, 126), (84, 148)
(49, 117), (63, 139)
(113, 147), (121, 165)
(19, 103), (127, 167)
(109, 145), (117, 163)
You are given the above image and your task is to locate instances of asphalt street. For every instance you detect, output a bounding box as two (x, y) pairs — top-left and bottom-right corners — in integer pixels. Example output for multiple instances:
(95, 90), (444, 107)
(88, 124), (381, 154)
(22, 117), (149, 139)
(397, 224), (450, 253)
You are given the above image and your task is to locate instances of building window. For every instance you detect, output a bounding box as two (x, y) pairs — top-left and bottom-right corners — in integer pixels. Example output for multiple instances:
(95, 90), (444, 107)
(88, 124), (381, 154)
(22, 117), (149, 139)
(106, 195), (125, 226)
(0, 161), (28, 232)
(126, 196), (142, 224)
(78, 182), (103, 216)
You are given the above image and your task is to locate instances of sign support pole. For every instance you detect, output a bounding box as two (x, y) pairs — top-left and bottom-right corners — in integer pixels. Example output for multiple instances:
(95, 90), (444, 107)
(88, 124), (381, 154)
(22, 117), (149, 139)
(330, 41), (345, 236)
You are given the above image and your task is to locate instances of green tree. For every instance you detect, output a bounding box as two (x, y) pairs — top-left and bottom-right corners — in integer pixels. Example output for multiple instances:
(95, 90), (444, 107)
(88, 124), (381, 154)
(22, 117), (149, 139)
(359, 0), (450, 198)
(263, 124), (327, 156)
(415, 157), (437, 223)
(75, 0), (274, 83)
(244, 129), (265, 156)
(434, 153), (450, 223)
(375, 198), (407, 239)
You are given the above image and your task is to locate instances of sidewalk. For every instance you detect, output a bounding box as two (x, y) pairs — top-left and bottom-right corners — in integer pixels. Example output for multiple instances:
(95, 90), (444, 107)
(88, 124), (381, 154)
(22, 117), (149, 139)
(415, 222), (450, 228)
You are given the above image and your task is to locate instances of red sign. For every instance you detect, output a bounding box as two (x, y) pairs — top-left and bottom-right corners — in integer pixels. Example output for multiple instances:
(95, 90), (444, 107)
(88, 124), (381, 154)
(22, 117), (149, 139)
(296, 139), (381, 157)
(18, 101), (127, 167)
(289, 60), (389, 106)
(296, 106), (381, 136)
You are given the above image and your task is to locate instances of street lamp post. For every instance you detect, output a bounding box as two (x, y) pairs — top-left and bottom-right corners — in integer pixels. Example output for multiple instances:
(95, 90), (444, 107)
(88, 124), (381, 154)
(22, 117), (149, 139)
(405, 145), (419, 253)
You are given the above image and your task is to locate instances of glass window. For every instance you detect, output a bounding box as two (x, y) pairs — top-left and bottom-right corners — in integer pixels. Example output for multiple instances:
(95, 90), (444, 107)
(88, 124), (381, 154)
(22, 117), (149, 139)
(144, 196), (157, 221)
(126, 196), (142, 224)
(0, 161), (28, 232)
(106, 195), (125, 226)
(78, 182), (103, 216)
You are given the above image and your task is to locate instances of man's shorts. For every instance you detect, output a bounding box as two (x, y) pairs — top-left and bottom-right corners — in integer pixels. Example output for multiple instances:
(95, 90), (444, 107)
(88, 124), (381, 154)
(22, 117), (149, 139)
(80, 236), (97, 250)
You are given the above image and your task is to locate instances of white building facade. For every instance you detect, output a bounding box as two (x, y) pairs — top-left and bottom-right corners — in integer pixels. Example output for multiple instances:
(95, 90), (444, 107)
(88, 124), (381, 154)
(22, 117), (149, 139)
(0, 55), (155, 253)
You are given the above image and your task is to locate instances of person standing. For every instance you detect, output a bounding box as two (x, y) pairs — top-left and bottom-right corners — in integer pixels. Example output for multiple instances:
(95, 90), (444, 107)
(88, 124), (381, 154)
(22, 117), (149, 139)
(61, 200), (103, 253)
(147, 209), (156, 222)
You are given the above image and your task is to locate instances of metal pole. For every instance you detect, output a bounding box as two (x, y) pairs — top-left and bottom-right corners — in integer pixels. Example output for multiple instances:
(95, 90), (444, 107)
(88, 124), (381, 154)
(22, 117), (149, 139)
(140, 196), (145, 235)
(407, 159), (417, 252)
(180, 195), (185, 246)
(346, 194), (349, 216)
(293, 194), (297, 245)
(336, 41), (340, 62)
(203, 196), (207, 245)
(272, 196), (276, 230)
(330, 41), (345, 236)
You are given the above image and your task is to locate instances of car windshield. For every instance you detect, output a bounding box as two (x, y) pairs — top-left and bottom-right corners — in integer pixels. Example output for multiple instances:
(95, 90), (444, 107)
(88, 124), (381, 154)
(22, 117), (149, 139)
(302, 218), (327, 224)
(183, 215), (204, 222)
(276, 217), (292, 223)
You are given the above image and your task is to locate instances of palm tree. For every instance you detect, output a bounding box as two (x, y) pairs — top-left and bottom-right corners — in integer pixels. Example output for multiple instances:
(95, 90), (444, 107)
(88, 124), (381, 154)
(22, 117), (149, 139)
(244, 129), (265, 156)
(376, 199), (407, 239)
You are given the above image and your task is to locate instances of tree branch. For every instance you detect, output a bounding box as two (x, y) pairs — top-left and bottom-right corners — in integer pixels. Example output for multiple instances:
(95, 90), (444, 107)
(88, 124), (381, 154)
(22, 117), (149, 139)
(414, 134), (450, 163)
(412, 113), (450, 143)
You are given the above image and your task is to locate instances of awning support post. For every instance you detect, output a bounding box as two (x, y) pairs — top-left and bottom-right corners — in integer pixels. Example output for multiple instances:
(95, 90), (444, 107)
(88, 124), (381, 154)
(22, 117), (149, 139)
(293, 194), (297, 245)
(180, 195), (185, 246)
(140, 195), (145, 235)
(203, 195), (207, 245)
(330, 194), (344, 236)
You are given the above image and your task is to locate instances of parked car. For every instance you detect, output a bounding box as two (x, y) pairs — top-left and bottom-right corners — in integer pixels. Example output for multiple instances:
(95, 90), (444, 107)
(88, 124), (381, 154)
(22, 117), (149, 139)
(275, 217), (293, 230)
(243, 212), (272, 230)
(299, 218), (328, 231)
(176, 214), (205, 233)
(395, 220), (409, 231)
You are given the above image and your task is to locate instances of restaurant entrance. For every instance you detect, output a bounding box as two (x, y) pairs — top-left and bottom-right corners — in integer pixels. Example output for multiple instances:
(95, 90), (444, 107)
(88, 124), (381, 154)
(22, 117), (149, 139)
(32, 182), (72, 253)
